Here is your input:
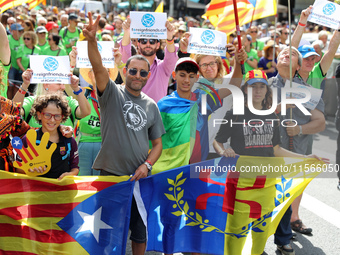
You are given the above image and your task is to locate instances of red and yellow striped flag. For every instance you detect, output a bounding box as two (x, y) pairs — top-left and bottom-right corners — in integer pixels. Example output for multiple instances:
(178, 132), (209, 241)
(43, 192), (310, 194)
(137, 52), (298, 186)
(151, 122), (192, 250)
(0, 0), (29, 13)
(203, 0), (277, 35)
(0, 171), (132, 254)
(28, 0), (45, 10)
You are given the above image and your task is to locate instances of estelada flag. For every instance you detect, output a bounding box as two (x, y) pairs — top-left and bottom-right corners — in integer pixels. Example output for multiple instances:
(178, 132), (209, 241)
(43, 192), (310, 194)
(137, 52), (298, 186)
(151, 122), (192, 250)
(203, 0), (277, 35)
(0, 0), (28, 13)
(138, 156), (324, 254)
(0, 172), (133, 254)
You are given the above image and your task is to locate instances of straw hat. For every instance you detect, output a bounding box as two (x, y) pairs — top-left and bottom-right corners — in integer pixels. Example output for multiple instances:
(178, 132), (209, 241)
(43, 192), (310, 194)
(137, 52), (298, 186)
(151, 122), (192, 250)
(263, 40), (279, 51)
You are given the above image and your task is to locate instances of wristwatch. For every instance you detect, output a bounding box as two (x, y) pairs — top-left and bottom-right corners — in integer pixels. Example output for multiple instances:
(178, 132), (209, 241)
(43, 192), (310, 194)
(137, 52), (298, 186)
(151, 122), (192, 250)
(144, 161), (152, 172)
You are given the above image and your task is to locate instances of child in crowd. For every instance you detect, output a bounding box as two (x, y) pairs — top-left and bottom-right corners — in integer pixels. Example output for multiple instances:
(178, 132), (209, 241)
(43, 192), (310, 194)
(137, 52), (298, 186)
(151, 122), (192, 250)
(17, 93), (79, 180)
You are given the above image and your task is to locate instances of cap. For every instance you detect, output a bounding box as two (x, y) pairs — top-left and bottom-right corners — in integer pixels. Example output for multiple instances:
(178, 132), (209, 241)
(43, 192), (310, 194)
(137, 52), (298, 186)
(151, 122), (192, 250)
(178, 25), (187, 32)
(245, 70), (268, 85)
(263, 40), (279, 51)
(36, 26), (48, 33)
(45, 21), (59, 32)
(174, 57), (199, 71)
(246, 34), (252, 41)
(69, 13), (79, 21)
(298, 45), (320, 58)
(105, 24), (114, 31)
(30, 9), (37, 15)
(261, 23), (268, 29)
(10, 23), (24, 31)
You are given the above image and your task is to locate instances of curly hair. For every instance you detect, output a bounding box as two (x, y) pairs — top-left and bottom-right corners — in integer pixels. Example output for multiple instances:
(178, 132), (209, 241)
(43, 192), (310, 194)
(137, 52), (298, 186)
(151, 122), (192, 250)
(241, 82), (273, 109)
(30, 93), (71, 124)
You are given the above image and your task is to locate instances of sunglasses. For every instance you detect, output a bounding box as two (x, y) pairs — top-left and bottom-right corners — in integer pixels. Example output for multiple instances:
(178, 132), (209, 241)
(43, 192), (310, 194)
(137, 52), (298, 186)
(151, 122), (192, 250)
(40, 23), (46, 26)
(250, 31), (258, 33)
(23, 37), (31, 41)
(127, 68), (149, 78)
(138, 39), (158, 45)
(48, 38), (52, 41)
(41, 112), (63, 121)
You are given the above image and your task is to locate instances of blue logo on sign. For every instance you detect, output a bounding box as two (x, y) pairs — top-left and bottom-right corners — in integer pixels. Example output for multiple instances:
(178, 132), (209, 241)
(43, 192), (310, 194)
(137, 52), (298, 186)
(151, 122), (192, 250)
(323, 3), (336, 15)
(43, 57), (59, 71)
(141, 14), (155, 27)
(97, 43), (102, 52)
(201, 30), (215, 45)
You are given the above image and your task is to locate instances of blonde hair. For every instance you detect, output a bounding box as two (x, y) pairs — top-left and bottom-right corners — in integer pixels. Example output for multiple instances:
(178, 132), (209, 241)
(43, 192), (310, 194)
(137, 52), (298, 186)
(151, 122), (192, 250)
(194, 54), (225, 81)
(22, 31), (38, 46)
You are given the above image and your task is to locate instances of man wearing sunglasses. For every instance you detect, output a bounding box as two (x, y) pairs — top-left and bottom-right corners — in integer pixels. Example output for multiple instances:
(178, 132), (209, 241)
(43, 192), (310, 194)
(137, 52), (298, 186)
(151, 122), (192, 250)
(119, 17), (185, 103)
(84, 13), (165, 255)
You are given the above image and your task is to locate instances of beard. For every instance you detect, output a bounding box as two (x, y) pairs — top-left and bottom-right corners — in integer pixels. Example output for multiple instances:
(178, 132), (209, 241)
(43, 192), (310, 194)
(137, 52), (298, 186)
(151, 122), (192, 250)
(140, 47), (157, 57)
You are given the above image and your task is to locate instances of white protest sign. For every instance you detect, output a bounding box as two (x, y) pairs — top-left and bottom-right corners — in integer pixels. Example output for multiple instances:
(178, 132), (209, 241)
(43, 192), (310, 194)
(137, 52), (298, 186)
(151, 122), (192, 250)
(130, 11), (167, 39)
(307, 0), (340, 30)
(30, 56), (70, 84)
(76, 41), (115, 68)
(187, 28), (227, 56)
(285, 81), (322, 110)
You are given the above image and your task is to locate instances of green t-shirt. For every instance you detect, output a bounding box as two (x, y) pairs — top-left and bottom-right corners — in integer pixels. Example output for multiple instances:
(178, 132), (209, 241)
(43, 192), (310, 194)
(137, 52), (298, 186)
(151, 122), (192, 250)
(37, 41), (49, 52)
(41, 46), (68, 57)
(0, 63), (10, 97)
(16, 45), (41, 70)
(23, 96), (79, 128)
(306, 62), (326, 89)
(253, 40), (265, 51)
(78, 98), (101, 143)
(244, 49), (259, 78)
(59, 27), (81, 54)
(8, 35), (23, 70)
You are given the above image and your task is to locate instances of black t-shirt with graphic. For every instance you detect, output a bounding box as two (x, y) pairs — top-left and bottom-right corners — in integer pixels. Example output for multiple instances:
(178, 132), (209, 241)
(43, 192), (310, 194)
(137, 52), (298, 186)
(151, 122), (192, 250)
(215, 107), (280, 157)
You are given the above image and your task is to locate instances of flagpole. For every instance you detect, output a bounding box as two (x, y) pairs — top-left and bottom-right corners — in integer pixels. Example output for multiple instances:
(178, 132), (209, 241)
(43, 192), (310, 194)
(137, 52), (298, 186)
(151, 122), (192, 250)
(232, 0), (245, 75)
(272, 0), (278, 67)
(288, 0), (294, 151)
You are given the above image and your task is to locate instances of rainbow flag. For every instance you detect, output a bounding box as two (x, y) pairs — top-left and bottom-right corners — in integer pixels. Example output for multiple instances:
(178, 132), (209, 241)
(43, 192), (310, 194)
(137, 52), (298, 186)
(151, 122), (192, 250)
(0, 172), (133, 254)
(138, 156), (323, 254)
(203, 0), (277, 35)
(152, 92), (198, 174)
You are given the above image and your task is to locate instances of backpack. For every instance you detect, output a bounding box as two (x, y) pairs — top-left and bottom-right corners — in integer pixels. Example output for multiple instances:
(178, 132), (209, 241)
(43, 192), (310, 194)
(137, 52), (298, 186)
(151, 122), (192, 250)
(62, 27), (82, 39)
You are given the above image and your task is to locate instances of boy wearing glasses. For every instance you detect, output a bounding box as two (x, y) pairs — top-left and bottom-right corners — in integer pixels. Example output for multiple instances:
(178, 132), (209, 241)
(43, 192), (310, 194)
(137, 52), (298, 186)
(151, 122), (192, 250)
(84, 13), (165, 255)
(119, 17), (185, 103)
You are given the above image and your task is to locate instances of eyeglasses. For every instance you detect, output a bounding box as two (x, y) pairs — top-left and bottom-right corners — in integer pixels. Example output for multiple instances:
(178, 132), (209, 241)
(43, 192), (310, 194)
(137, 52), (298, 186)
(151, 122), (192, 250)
(40, 23), (46, 26)
(41, 112), (63, 121)
(23, 37), (31, 41)
(127, 68), (149, 78)
(284, 32), (289, 35)
(250, 31), (258, 33)
(138, 39), (158, 45)
(199, 61), (217, 70)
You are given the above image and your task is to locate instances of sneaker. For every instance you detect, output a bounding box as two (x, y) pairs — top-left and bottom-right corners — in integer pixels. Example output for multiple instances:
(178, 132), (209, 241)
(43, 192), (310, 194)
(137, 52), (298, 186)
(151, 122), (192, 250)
(277, 244), (295, 255)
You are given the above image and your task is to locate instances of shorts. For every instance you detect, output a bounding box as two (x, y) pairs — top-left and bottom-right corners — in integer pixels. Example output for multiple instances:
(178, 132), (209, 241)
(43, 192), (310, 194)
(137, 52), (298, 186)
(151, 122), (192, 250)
(100, 169), (146, 243)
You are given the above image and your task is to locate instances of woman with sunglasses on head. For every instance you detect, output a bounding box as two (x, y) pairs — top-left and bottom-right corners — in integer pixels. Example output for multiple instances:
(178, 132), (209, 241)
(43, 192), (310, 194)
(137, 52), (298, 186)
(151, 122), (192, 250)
(16, 31), (41, 74)
(41, 34), (67, 57)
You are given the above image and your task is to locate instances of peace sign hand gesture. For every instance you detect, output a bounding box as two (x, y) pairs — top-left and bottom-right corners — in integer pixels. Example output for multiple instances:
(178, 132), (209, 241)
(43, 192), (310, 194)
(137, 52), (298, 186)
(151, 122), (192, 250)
(83, 12), (101, 41)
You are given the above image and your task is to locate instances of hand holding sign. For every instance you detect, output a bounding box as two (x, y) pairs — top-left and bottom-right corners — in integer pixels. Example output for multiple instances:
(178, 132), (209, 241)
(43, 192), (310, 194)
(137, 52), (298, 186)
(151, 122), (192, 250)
(12, 129), (56, 177)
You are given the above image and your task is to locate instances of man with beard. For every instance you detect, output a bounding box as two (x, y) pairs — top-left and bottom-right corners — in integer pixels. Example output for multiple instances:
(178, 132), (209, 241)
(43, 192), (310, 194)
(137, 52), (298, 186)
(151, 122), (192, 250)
(84, 13), (165, 255)
(119, 17), (184, 103)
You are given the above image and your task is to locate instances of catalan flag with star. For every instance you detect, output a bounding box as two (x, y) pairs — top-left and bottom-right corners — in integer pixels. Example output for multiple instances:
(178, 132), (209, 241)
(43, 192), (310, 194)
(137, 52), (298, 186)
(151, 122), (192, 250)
(0, 171), (133, 255)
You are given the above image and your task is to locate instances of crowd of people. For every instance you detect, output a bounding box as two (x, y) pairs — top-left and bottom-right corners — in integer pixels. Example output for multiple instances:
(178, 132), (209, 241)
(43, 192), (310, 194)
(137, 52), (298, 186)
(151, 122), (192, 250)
(0, 3), (339, 255)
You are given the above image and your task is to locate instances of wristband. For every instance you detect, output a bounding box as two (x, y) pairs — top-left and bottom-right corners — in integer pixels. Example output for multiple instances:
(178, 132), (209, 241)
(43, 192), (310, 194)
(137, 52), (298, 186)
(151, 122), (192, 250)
(117, 62), (126, 69)
(298, 22), (306, 27)
(73, 87), (83, 95)
(145, 159), (153, 166)
(18, 87), (27, 95)
(167, 36), (174, 42)
(166, 39), (174, 44)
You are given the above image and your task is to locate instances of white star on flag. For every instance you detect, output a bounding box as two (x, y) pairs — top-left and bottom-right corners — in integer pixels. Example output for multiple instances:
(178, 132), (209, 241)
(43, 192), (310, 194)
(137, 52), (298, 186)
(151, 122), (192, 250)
(13, 140), (21, 146)
(75, 207), (113, 242)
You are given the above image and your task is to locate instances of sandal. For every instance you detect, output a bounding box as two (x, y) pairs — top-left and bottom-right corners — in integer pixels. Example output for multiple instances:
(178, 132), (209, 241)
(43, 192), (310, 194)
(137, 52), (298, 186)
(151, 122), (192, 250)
(290, 219), (312, 235)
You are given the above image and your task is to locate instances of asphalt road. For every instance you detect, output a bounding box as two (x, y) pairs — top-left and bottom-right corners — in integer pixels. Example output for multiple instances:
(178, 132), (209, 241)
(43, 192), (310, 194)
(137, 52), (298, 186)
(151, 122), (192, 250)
(126, 117), (340, 255)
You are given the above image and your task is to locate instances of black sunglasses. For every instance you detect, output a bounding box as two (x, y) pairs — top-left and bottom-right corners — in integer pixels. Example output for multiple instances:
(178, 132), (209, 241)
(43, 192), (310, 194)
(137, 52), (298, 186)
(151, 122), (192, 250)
(24, 37), (31, 41)
(127, 68), (149, 78)
(138, 39), (158, 45)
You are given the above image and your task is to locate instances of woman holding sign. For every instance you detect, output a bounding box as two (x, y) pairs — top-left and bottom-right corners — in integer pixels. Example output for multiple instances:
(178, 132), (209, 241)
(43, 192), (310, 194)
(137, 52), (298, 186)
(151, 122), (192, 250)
(16, 31), (41, 73)
(12, 69), (91, 129)
(41, 34), (68, 57)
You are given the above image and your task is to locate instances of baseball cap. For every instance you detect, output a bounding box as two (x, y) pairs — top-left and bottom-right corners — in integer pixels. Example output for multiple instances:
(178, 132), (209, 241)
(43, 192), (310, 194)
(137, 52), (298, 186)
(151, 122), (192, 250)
(45, 21), (59, 32)
(298, 45), (320, 58)
(36, 26), (48, 33)
(69, 13), (79, 21)
(10, 23), (24, 31)
(178, 25), (187, 32)
(245, 70), (268, 85)
(174, 57), (199, 71)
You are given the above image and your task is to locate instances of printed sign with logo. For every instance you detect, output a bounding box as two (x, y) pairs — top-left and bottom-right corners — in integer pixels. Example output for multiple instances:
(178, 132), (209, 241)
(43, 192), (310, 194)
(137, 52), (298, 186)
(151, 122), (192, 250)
(30, 55), (71, 84)
(187, 28), (227, 56)
(307, 0), (340, 29)
(130, 11), (167, 39)
(284, 81), (322, 110)
(76, 41), (115, 68)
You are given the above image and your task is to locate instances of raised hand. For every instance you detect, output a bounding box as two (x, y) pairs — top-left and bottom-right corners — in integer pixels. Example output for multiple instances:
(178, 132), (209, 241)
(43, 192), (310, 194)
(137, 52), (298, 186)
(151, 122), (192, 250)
(83, 12), (101, 41)
(12, 129), (57, 177)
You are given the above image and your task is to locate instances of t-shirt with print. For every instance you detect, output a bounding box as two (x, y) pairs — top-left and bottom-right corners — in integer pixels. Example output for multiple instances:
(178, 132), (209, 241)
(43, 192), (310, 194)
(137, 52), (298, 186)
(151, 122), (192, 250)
(215, 107), (280, 157)
(59, 27), (81, 54)
(22, 96), (79, 128)
(258, 57), (278, 78)
(16, 45), (41, 70)
(78, 97), (101, 143)
(93, 79), (165, 176)
(8, 35), (22, 70)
